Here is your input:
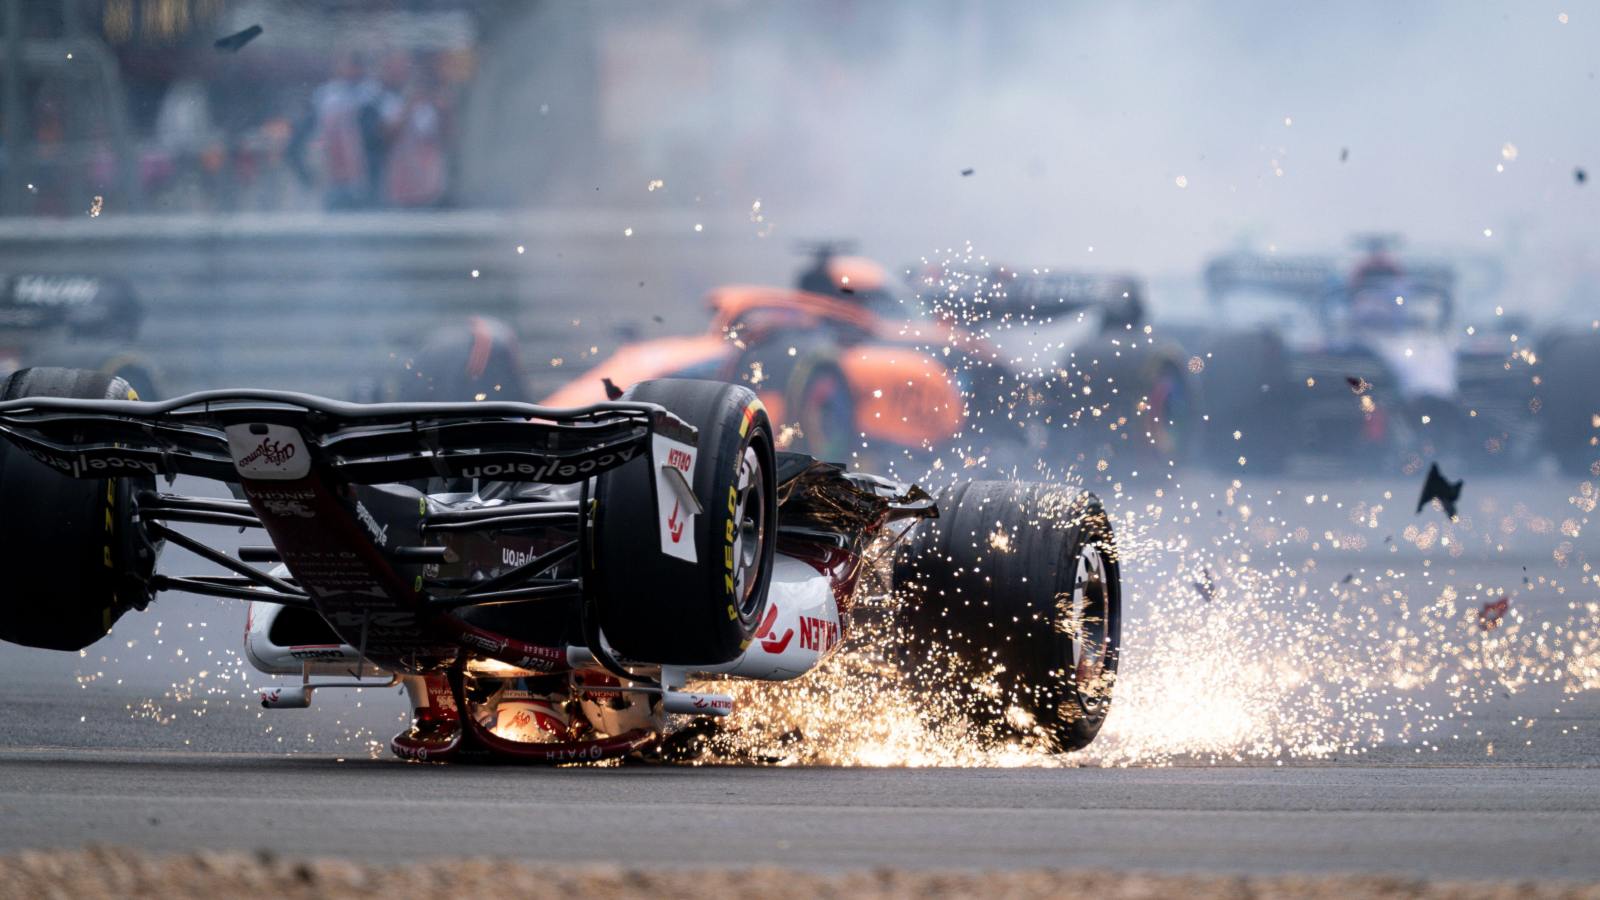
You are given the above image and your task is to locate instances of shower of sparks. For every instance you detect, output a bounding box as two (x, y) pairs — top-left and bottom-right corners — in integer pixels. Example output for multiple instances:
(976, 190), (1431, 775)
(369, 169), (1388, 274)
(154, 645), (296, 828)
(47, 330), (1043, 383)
(64, 243), (1600, 769)
(697, 470), (1600, 767)
(689, 244), (1600, 767)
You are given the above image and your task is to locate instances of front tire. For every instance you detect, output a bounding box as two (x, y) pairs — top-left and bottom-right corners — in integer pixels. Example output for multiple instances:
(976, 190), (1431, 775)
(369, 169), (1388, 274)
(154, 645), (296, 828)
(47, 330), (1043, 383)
(594, 379), (777, 666)
(895, 480), (1121, 752)
(0, 367), (157, 651)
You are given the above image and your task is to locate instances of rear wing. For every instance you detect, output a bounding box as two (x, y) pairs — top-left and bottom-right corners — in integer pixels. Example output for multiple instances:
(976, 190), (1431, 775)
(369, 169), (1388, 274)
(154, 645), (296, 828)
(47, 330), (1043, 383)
(1204, 254), (1339, 304)
(0, 389), (692, 484)
(1010, 272), (1144, 326)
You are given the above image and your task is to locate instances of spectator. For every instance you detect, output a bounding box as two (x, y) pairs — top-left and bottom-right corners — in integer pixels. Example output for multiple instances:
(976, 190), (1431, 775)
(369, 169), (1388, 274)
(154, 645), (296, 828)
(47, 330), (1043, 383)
(290, 50), (380, 210)
(366, 51), (412, 201)
(381, 64), (449, 208)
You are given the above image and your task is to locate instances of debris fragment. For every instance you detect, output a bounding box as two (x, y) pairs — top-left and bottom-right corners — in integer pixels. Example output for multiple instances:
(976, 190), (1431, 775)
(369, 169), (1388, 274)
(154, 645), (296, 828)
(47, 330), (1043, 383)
(1346, 376), (1370, 394)
(213, 24), (262, 52)
(1416, 463), (1463, 519)
(1479, 596), (1510, 631)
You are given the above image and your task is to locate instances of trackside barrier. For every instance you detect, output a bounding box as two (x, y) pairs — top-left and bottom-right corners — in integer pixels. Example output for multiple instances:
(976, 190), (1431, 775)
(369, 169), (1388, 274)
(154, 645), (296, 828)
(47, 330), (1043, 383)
(0, 209), (798, 397)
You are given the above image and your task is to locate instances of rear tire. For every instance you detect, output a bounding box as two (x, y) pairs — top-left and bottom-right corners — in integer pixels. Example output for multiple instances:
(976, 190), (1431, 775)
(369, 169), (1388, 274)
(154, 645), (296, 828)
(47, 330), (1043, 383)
(0, 367), (157, 651)
(1196, 331), (1293, 473)
(895, 480), (1121, 752)
(594, 379), (777, 665)
(1537, 332), (1600, 476)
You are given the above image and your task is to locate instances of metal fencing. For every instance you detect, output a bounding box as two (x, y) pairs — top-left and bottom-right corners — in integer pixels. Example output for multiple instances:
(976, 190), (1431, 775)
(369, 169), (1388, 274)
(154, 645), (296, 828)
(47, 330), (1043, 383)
(0, 209), (796, 398)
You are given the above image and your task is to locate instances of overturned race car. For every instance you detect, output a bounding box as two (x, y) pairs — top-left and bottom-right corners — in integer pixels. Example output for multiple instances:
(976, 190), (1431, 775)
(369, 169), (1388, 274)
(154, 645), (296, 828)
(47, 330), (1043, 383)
(0, 368), (1121, 763)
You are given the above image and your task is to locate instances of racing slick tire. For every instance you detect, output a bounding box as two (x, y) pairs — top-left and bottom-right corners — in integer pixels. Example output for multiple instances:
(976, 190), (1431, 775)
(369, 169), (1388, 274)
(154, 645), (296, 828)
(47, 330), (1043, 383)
(594, 379), (778, 666)
(1536, 331), (1600, 476)
(895, 480), (1120, 752)
(783, 349), (856, 464)
(1134, 356), (1197, 466)
(100, 355), (160, 402)
(0, 368), (156, 651)
(784, 355), (856, 466)
(731, 339), (856, 463)
(1195, 330), (1293, 473)
(1071, 337), (1196, 468)
(396, 315), (531, 404)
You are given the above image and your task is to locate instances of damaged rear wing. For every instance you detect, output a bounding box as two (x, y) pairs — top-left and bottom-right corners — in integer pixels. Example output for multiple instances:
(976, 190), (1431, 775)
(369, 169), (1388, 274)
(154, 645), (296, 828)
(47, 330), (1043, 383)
(0, 389), (694, 484)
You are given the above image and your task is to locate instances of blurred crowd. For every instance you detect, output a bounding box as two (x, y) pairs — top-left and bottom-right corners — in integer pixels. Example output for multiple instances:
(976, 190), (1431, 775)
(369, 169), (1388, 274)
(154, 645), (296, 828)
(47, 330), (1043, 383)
(143, 46), (459, 213)
(3, 12), (469, 217)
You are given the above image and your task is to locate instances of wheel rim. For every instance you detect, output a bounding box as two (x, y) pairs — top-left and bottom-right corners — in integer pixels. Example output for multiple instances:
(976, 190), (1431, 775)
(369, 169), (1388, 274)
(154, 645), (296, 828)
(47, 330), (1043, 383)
(1068, 541), (1112, 710)
(732, 444), (768, 617)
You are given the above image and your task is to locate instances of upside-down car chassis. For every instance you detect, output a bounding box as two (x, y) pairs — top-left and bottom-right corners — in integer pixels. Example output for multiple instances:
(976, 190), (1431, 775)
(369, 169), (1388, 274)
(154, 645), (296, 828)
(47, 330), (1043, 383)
(0, 385), (963, 763)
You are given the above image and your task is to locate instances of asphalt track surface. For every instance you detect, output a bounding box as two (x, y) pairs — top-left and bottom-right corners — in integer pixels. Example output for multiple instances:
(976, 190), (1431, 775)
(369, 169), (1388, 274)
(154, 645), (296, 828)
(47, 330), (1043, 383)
(0, 750), (1596, 879)
(1, 472), (1597, 878)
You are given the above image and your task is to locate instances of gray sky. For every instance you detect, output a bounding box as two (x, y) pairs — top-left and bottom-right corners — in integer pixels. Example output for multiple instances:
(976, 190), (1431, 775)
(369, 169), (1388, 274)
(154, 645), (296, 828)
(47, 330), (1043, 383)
(589, 1), (1597, 311)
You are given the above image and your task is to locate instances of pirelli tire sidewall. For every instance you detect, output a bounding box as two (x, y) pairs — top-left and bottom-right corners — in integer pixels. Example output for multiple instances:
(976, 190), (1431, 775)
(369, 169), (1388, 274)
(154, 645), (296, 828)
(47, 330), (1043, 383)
(895, 479), (1122, 753)
(0, 367), (156, 651)
(594, 379), (777, 666)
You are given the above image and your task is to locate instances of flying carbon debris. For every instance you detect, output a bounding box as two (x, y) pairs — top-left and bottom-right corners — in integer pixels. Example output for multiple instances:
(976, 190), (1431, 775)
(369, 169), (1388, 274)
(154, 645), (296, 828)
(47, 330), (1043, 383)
(212, 24), (263, 53)
(1417, 463), (1463, 519)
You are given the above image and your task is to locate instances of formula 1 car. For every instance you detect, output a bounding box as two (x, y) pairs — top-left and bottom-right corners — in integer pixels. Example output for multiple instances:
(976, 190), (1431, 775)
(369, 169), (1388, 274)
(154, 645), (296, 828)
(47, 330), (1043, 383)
(542, 252), (927, 465)
(916, 262), (1196, 469)
(0, 367), (1121, 762)
(0, 272), (160, 400)
(1188, 249), (1536, 472)
(546, 247), (1192, 475)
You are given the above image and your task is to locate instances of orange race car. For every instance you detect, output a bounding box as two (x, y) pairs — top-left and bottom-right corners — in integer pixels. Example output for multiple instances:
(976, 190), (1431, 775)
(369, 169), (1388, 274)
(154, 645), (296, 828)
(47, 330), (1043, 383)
(546, 250), (1195, 474)
(546, 254), (962, 466)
